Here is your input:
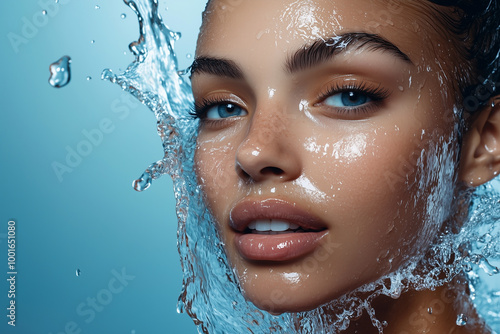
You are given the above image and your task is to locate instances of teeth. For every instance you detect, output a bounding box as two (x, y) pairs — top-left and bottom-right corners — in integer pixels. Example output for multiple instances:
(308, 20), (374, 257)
(248, 220), (299, 232)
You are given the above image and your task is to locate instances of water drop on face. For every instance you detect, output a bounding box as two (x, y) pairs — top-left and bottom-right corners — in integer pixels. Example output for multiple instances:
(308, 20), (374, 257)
(427, 307), (433, 314)
(95, 5), (100, 9)
(121, 13), (127, 19)
(133, 172), (152, 192)
(48, 55), (71, 88)
(42, 10), (47, 15)
(76, 269), (81, 277)
(456, 314), (468, 326)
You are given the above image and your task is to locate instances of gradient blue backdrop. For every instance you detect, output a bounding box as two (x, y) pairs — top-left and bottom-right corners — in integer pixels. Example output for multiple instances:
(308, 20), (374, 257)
(0, 1), (206, 333)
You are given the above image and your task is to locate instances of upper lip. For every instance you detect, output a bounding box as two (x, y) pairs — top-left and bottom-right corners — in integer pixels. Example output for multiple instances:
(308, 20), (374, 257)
(229, 198), (328, 233)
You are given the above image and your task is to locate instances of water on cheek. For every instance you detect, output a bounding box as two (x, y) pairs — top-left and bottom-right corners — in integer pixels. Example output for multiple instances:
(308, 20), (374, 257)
(292, 175), (328, 202)
(102, 1), (500, 333)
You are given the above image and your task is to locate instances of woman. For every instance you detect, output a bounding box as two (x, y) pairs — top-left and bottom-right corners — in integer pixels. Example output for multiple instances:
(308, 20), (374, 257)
(185, 0), (500, 332)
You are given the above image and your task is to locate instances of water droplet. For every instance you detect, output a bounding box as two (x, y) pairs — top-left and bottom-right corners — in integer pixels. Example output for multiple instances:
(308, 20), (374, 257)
(133, 172), (152, 192)
(398, 85), (404, 91)
(48, 55), (71, 88)
(55, 0), (59, 3)
(186, 53), (192, 59)
(121, 13), (127, 19)
(76, 269), (81, 277)
(479, 257), (499, 276)
(456, 314), (467, 326)
(427, 307), (433, 314)
(42, 10), (47, 15)
(86, 76), (92, 81)
(94, 5), (100, 9)
(91, 40), (95, 44)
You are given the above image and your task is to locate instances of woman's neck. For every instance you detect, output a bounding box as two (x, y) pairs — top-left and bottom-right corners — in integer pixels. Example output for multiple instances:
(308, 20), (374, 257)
(340, 277), (490, 334)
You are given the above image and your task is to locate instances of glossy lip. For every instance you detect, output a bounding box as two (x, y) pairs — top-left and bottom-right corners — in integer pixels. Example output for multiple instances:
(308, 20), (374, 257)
(229, 198), (328, 232)
(229, 198), (329, 262)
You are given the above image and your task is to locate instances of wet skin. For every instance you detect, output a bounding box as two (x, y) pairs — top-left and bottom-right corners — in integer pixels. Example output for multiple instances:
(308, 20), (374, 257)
(191, 0), (497, 332)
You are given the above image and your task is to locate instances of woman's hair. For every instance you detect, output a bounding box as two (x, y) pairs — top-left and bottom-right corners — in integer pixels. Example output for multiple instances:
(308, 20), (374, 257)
(428, 0), (500, 108)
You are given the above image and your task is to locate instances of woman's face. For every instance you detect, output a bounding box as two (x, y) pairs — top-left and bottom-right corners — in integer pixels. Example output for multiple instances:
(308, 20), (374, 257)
(192, 0), (463, 313)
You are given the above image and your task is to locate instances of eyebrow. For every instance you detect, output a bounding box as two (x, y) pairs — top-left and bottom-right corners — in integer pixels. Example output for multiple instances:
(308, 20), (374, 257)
(190, 57), (244, 79)
(286, 32), (413, 73)
(190, 32), (412, 79)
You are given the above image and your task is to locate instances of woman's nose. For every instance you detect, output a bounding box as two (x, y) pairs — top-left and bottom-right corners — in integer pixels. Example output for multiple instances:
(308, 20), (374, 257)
(235, 106), (302, 183)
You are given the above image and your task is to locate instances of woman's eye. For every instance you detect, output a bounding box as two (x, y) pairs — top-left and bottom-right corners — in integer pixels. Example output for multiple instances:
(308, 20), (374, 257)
(206, 103), (247, 119)
(324, 91), (373, 108)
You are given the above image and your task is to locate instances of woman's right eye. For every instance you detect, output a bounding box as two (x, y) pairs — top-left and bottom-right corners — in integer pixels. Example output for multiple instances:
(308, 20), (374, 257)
(205, 103), (248, 119)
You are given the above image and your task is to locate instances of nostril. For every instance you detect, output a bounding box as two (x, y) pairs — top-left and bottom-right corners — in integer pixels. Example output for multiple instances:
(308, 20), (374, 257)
(260, 166), (285, 176)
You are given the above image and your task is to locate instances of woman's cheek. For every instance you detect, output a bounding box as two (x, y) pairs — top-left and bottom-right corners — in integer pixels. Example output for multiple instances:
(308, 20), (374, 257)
(195, 139), (238, 217)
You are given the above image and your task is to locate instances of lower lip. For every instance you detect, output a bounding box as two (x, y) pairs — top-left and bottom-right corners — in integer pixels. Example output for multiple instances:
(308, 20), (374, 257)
(234, 231), (328, 262)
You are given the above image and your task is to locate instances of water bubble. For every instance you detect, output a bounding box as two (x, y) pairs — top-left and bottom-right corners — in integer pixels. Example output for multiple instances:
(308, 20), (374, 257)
(456, 314), (467, 326)
(121, 13), (127, 19)
(55, 0), (59, 3)
(133, 172), (152, 192)
(86, 76), (92, 81)
(177, 69), (188, 76)
(94, 5), (100, 9)
(91, 40), (95, 44)
(48, 55), (71, 88)
(76, 269), (81, 277)
(186, 53), (192, 59)
(42, 10), (47, 15)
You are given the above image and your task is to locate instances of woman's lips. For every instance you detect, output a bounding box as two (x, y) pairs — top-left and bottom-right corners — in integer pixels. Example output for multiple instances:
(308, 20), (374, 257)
(229, 198), (328, 262)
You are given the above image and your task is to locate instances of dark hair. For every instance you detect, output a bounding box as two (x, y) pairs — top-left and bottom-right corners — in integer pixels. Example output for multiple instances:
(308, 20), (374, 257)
(428, 0), (500, 109)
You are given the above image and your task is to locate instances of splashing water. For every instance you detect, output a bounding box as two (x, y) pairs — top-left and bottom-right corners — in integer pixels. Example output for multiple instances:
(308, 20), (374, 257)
(102, 1), (500, 333)
(48, 55), (71, 88)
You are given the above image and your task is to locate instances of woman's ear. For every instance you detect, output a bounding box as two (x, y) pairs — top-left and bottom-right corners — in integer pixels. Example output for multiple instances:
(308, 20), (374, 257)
(460, 97), (500, 187)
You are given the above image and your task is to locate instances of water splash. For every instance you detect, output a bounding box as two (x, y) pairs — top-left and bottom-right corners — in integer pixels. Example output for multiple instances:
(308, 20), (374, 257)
(456, 313), (468, 326)
(102, 1), (500, 333)
(48, 55), (71, 88)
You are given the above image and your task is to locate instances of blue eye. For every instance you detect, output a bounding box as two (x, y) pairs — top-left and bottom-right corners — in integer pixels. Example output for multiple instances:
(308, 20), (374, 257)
(324, 91), (372, 108)
(206, 103), (247, 119)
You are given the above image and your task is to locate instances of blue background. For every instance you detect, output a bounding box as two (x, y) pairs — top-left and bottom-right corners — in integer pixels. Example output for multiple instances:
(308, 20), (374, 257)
(0, 0), (206, 333)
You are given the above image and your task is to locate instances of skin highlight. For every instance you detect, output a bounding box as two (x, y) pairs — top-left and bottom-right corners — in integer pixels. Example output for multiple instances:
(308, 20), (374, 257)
(190, 0), (500, 332)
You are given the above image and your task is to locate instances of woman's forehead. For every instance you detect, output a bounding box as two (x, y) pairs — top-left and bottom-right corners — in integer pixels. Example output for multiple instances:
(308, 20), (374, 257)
(196, 0), (458, 71)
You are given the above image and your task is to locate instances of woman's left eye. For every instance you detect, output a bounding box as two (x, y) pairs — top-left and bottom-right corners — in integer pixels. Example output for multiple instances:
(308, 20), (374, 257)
(324, 91), (372, 108)
(205, 103), (247, 119)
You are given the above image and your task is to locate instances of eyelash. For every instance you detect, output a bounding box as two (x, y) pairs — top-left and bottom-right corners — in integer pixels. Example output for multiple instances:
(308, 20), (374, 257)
(189, 97), (238, 120)
(315, 81), (390, 115)
(190, 82), (391, 120)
